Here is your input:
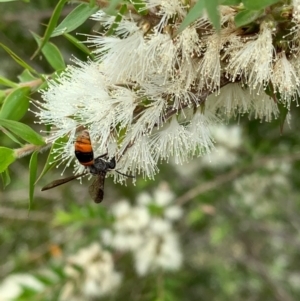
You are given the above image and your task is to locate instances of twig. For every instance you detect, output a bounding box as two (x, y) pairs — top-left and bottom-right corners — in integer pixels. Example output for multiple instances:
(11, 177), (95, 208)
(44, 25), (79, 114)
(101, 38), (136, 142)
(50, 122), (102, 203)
(176, 152), (300, 205)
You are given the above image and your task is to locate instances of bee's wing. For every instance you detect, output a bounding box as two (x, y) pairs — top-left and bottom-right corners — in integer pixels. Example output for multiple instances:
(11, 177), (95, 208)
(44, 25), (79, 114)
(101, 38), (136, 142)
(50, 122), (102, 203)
(41, 173), (85, 191)
(89, 172), (106, 203)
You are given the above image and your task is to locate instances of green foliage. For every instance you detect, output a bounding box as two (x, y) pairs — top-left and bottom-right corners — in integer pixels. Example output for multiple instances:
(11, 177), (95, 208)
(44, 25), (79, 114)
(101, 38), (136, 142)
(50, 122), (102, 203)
(51, 3), (99, 37)
(0, 119), (45, 145)
(234, 8), (264, 27)
(178, 0), (206, 34)
(32, 33), (66, 70)
(242, 0), (281, 10)
(0, 147), (15, 173)
(0, 43), (38, 75)
(29, 151), (38, 210)
(32, 0), (69, 59)
(0, 87), (30, 121)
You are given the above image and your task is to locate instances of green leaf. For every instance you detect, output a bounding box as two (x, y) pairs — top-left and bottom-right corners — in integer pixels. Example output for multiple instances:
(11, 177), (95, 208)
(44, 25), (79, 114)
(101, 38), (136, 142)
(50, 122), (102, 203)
(177, 0), (205, 34)
(32, 0), (68, 59)
(1, 127), (23, 145)
(29, 151), (38, 210)
(0, 0), (19, 2)
(35, 135), (68, 184)
(242, 0), (280, 10)
(0, 76), (18, 88)
(221, 0), (241, 4)
(1, 168), (11, 188)
(0, 91), (6, 105)
(0, 87), (31, 121)
(106, 4), (127, 36)
(205, 0), (221, 31)
(104, 0), (123, 15)
(0, 43), (38, 75)
(17, 70), (38, 83)
(0, 119), (45, 145)
(130, 0), (148, 15)
(52, 3), (99, 37)
(63, 33), (94, 58)
(32, 32), (66, 70)
(234, 9), (263, 27)
(0, 147), (15, 173)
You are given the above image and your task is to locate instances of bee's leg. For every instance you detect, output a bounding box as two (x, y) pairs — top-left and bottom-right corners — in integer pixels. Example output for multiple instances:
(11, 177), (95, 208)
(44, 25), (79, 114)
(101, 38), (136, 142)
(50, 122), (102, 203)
(115, 170), (135, 178)
(95, 153), (108, 160)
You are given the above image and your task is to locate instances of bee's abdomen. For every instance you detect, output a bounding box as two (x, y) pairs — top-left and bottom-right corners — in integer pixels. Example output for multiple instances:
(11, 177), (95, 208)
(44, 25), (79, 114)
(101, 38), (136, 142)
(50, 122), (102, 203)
(74, 131), (94, 166)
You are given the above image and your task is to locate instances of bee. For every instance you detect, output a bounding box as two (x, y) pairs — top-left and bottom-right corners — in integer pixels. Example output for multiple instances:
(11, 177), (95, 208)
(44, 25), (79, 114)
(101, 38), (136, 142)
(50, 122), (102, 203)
(41, 131), (133, 203)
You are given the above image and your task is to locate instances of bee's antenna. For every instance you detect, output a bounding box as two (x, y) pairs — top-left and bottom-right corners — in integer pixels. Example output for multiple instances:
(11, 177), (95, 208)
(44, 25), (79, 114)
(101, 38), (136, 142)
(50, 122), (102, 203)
(115, 170), (135, 178)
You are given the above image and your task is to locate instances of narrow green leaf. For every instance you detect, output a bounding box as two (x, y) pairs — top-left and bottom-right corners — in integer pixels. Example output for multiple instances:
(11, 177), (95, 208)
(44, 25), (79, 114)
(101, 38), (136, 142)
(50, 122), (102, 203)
(177, 0), (205, 34)
(0, 119), (45, 145)
(205, 0), (221, 31)
(0, 127), (23, 145)
(63, 33), (94, 58)
(234, 9), (263, 27)
(32, 0), (68, 59)
(106, 4), (127, 36)
(0, 91), (5, 105)
(130, 0), (148, 15)
(104, 0), (123, 15)
(29, 151), (38, 210)
(35, 135), (68, 184)
(221, 0), (241, 4)
(0, 147), (15, 173)
(0, 0), (19, 2)
(242, 0), (280, 10)
(52, 3), (99, 37)
(17, 70), (38, 83)
(0, 77), (18, 88)
(1, 169), (11, 188)
(0, 87), (31, 121)
(0, 43), (38, 75)
(32, 32), (66, 70)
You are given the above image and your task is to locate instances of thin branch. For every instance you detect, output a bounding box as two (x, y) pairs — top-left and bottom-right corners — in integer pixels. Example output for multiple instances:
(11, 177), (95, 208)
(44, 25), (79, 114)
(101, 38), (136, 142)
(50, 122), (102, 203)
(176, 152), (300, 205)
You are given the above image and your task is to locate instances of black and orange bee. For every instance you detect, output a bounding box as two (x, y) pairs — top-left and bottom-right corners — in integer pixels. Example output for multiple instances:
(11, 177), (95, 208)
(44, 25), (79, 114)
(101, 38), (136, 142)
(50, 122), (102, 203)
(42, 130), (133, 203)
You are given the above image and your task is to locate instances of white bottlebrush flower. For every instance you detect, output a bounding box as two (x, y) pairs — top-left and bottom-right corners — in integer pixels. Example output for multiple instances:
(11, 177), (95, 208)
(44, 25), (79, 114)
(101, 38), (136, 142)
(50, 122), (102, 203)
(187, 110), (217, 156)
(142, 33), (177, 83)
(226, 22), (275, 91)
(146, 0), (187, 29)
(100, 183), (183, 275)
(150, 116), (192, 164)
(201, 125), (242, 168)
(250, 89), (279, 122)
(206, 83), (252, 117)
(111, 200), (150, 232)
(91, 31), (146, 83)
(36, 59), (138, 175)
(60, 243), (122, 300)
(271, 52), (300, 107)
(211, 125), (241, 149)
(198, 27), (239, 91)
(101, 200), (151, 251)
(119, 135), (159, 180)
(137, 182), (183, 221)
(133, 218), (183, 276)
